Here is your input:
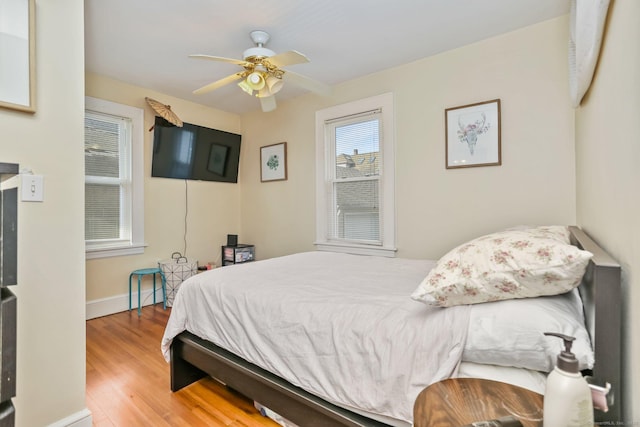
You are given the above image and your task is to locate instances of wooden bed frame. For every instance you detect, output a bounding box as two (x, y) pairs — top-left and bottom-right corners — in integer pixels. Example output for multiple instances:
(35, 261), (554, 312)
(170, 226), (622, 425)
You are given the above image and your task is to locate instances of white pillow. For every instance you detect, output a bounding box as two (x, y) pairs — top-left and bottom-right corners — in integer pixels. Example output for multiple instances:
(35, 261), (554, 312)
(463, 288), (594, 372)
(411, 226), (593, 307)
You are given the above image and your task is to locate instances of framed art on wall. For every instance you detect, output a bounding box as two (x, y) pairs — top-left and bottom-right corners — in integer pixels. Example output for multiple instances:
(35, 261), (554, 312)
(260, 142), (287, 182)
(445, 99), (501, 169)
(0, 0), (36, 113)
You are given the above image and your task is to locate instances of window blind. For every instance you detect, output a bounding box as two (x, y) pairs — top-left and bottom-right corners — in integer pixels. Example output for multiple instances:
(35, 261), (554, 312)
(84, 112), (131, 242)
(328, 115), (382, 244)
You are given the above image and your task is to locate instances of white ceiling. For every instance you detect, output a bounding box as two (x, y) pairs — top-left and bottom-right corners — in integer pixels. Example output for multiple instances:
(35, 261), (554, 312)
(84, 0), (571, 115)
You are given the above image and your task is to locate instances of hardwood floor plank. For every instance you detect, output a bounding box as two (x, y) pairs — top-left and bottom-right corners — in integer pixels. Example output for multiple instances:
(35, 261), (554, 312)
(86, 304), (279, 426)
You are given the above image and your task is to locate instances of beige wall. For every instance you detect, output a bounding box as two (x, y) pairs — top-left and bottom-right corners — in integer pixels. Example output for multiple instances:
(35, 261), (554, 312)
(1, 2), (630, 425)
(85, 74), (243, 304)
(575, 0), (640, 420)
(240, 16), (576, 261)
(0, 0), (88, 425)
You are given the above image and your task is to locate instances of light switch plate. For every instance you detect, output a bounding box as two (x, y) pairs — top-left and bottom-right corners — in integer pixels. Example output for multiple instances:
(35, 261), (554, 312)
(20, 175), (44, 202)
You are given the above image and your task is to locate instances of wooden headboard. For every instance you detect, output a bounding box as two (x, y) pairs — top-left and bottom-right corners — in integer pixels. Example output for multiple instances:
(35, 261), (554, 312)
(569, 226), (622, 422)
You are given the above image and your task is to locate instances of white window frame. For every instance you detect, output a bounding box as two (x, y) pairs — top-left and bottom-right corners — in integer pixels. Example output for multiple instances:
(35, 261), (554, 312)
(315, 92), (396, 257)
(85, 96), (145, 259)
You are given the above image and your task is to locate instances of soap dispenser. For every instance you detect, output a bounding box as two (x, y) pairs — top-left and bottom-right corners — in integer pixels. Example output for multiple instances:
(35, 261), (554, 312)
(543, 332), (594, 427)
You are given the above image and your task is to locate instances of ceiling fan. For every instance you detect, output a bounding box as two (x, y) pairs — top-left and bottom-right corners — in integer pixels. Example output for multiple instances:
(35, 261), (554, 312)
(190, 30), (331, 112)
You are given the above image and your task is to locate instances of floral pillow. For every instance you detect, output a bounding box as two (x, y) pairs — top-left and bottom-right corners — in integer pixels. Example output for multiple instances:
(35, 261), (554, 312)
(411, 226), (593, 307)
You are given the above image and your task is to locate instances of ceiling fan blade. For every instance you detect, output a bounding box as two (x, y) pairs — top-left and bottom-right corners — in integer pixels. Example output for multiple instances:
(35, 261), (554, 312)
(189, 54), (249, 67)
(193, 73), (243, 95)
(282, 70), (331, 96)
(267, 50), (309, 68)
(259, 95), (277, 112)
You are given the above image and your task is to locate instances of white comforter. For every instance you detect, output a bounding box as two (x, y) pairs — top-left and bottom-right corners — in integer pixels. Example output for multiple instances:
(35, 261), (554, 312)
(161, 251), (471, 423)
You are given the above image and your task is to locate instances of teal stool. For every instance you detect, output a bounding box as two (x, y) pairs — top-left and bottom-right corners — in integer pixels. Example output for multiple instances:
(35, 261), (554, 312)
(129, 267), (166, 316)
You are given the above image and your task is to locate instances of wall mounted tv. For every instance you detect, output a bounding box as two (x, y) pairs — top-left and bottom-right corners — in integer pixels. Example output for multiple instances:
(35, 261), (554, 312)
(151, 116), (242, 183)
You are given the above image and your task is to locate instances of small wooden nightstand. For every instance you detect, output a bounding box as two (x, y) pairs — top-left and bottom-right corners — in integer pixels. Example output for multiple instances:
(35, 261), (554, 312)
(413, 378), (543, 427)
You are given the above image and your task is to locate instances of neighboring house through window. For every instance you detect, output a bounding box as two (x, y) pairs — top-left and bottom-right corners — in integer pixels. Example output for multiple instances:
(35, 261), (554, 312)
(315, 92), (396, 257)
(84, 96), (144, 259)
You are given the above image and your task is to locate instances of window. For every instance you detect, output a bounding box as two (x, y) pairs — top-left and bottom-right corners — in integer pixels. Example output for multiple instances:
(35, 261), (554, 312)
(85, 97), (145, 259)
(315, 93), (396, 257)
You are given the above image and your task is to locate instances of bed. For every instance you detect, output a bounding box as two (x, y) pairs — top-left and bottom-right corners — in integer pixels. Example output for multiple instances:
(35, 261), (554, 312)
(161, 225), (621, 425)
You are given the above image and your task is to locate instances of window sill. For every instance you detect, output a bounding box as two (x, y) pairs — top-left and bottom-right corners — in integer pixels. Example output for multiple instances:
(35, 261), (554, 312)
(86, 243), (147, 260)
(314, 241), (397, 258)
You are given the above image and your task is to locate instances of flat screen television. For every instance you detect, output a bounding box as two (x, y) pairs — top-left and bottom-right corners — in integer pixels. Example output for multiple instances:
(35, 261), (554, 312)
(151, 116), (241, 183)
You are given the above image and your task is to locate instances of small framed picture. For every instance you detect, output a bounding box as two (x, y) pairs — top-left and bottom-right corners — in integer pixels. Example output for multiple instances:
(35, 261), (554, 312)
(260, 142), (287, 182)
(445, 99), (501, 169)
(0, 0), (36, 113)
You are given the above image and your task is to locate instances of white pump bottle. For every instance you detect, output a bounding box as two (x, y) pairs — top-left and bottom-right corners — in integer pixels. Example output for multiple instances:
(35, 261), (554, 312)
(543, 332), (594, 427)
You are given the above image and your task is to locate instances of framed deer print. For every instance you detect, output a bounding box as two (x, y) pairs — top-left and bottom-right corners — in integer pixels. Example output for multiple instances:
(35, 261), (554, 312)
(445, 99), (501, 169)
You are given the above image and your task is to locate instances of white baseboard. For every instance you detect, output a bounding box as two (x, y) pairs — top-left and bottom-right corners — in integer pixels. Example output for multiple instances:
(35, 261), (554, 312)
(86, 287), (166, 320)
(47, 408), (92, 427)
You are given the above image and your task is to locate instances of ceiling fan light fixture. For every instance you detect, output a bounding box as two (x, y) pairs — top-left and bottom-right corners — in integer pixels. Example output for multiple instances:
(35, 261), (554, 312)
(246, 71), (266, 90)
(238, 79), (254, 95)
(266, 75), (284, 95)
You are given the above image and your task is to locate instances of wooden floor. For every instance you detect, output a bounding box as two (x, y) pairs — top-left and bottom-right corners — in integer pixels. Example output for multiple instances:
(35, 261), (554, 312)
(86, 304), (279, 426)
